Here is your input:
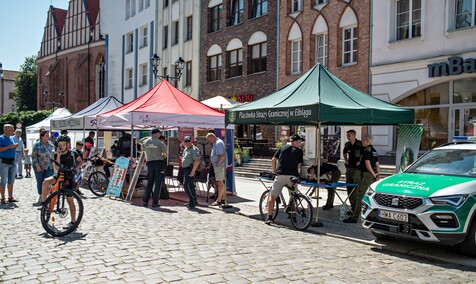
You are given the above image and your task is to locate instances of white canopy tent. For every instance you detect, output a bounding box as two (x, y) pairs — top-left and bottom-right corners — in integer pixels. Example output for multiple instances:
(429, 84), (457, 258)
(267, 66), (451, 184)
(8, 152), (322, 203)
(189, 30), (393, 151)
(201, 96), (241, 110)
(25, 108), (72, 151)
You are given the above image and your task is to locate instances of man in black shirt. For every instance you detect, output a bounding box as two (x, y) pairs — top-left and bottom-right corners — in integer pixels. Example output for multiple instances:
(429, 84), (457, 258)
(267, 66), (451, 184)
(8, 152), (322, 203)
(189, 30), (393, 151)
(343, 129), (363, 212)
(265, 134), (304, 224)
(343, 134), (380, 223)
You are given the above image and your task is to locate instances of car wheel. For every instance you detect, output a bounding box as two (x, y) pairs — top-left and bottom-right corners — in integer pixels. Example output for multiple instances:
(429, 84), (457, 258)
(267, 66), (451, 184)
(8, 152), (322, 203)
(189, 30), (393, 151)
(457, 214), (476, 257)
(371, 230), (394, 240)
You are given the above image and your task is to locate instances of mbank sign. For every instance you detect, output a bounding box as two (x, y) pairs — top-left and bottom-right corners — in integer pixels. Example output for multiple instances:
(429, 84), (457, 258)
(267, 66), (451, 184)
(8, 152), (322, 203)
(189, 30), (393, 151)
(428, 57), (476, 78)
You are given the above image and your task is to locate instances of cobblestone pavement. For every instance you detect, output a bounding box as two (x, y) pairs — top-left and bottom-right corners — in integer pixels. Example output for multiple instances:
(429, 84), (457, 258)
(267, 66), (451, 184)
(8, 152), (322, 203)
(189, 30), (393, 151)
(1, 177), (475, 283)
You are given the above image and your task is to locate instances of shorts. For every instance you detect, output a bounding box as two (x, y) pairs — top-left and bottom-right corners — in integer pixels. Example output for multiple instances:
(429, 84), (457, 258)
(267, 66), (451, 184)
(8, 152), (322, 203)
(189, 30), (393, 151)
(24, 164), (31, 170)
(0, 161), (17, 186)
(270, 175), (296, 197)
(214, 164), (225, 181)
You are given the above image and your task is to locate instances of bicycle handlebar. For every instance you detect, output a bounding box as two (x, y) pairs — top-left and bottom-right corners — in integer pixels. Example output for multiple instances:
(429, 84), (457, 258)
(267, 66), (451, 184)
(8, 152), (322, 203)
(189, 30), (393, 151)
(50, 159), (76, 174)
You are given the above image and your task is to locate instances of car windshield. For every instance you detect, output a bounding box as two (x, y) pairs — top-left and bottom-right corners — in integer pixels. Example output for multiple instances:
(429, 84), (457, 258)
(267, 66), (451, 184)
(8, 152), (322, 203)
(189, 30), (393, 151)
(405, 149), (476, 177)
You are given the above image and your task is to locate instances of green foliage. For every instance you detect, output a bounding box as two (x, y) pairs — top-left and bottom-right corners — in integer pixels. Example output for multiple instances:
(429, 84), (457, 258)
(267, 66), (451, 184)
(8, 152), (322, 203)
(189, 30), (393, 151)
(233, 147), (242, 156)
(241, 148), (250, 158)
(275, 141), (284, 148)
(13, 56), (38, 112)
(0, 109), (53, 136)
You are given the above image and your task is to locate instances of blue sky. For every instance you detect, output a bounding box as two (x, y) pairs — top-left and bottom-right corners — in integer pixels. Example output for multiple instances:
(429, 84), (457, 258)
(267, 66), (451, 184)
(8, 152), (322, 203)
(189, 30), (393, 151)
(0, 0), (70, 71)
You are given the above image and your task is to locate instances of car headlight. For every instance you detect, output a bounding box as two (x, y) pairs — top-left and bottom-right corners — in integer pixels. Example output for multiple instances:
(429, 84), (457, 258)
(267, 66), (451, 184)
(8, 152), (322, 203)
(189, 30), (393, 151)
(430, 195), (468, 207)
(365, 187), (375, 196)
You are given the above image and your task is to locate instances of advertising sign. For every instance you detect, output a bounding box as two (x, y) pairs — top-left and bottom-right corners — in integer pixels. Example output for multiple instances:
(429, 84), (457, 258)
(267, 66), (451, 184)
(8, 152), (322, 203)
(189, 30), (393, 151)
(106, 157), (130, 197)
(395, 124), (423, 173)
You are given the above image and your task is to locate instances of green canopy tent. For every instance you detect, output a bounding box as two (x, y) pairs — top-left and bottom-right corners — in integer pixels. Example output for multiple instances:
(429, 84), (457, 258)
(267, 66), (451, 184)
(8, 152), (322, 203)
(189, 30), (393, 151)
(225, 64), (414, 226)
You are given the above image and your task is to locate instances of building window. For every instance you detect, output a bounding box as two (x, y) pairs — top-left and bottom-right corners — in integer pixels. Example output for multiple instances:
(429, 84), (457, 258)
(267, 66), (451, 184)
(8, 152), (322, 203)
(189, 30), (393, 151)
(396, 0), (421, 40)
(342, 27), (357, 65)
(227, 48), (243, 78)
(249, 0), (267, 18)
(291, 40), (301, 74)
(140, 25), (148, 48)
(172, 21), (179, 45)
(164, 0), (169, 7)
(163, 67), (168, 78)
(207, 54), (222, 82)
(209, 5), (223, 33)
(126, 0), (131, 19)
(127, 32), (134, 53)
(163, 25), (168, 49)
(249, 42), (267, 74)
(145, 0), (150, 8)
(316, 0), (328, 4)
(185, 61), (192, 86)
(291, 0), (302, 13)
(185, 16), (193, 41)
(228, 0), (244, 26)
(126, 68), (133, 89)
(455, 0), (476, 29)
(131, 0), (136, 17)
(139, 0), (144, 11)
(316, 33), (327, 67)
(140, 63), (147, 86)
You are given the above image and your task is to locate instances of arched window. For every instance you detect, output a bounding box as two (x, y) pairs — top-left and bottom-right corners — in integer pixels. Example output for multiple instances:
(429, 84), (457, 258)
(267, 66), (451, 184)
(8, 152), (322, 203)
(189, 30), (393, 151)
(312, 16), (328, 67)
(207, 44), (222, 82)
(226, 39), (243, 78)
(340, 7), (358, 65)
(248, 31), (267, 74)
(97, 57), (106, 99)
(288, 22), (302, 74)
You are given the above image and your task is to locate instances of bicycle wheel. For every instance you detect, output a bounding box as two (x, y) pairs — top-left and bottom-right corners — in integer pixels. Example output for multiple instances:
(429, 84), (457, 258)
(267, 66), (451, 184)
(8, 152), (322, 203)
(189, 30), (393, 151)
(88, 171), (109, 197)
(289, 194), (313, 231)
(259, 189), (279, 221)
(40, 190), (84, 237)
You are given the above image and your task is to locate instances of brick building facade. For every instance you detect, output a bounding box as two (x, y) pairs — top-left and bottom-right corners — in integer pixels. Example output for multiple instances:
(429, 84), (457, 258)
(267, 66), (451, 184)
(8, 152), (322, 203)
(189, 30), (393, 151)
(37, 1), (105, 112)
(199, 0), (279, 142)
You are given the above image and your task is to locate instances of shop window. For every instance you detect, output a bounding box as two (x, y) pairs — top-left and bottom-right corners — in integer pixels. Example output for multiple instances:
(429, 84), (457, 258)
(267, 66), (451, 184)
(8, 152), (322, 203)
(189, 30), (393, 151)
(396, 0), (421, 40)
(415, 107), (449, 150)
(453, 78), (476, 103)
(227, 48), (243, 78)
(228, 0), (244, 26)
(399, 82), (450, 106)
(249, 0), (267, 18)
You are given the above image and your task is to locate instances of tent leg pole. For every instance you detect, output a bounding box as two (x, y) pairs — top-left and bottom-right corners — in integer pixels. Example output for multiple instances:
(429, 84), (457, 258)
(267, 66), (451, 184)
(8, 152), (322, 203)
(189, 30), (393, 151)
(311, 123), (323, 227)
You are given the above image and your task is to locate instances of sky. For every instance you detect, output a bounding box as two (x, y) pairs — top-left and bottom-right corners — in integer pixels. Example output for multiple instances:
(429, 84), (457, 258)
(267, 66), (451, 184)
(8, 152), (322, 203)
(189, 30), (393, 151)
(0, 0), (70, 71)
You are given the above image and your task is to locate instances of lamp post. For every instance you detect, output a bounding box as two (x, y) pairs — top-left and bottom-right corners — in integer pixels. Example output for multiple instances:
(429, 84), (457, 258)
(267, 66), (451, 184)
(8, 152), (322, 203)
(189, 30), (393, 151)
(0, 63), (4, 114)
(44, 90), (63, 109)
(150, 53), (185, 83)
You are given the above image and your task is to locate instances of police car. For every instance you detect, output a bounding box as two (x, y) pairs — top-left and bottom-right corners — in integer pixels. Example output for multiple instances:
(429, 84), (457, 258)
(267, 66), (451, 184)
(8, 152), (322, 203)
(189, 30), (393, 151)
(361, 143), (476, 256)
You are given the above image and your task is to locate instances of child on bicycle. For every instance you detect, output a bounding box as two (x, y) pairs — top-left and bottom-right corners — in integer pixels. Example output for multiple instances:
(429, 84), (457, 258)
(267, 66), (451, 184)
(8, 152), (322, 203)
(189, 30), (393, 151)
(39, 135), (83, 227)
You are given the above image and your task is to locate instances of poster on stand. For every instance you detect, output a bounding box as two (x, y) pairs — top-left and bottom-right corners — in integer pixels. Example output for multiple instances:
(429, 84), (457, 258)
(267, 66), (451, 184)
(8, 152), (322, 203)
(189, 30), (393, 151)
(106, 157), (130, 197)
(395, 124), (423, 173)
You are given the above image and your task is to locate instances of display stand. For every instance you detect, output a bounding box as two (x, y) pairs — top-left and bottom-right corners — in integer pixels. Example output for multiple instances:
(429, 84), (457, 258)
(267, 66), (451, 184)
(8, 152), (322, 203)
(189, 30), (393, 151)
(125, 151), (146, 202)
(106, 157), (130, 198)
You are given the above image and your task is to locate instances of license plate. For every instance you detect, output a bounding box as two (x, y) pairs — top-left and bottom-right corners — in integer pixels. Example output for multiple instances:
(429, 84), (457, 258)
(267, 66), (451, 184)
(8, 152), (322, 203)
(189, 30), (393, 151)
(378, 210), (408, 222)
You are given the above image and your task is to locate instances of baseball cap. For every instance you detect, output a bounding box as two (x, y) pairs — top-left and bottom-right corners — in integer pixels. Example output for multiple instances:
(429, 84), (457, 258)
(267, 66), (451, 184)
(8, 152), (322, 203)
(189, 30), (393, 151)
(151, 128), (161, 134)
(290, 134), (304, 141)
(183, 136), (192, 142)
(61, 129), (68, 135)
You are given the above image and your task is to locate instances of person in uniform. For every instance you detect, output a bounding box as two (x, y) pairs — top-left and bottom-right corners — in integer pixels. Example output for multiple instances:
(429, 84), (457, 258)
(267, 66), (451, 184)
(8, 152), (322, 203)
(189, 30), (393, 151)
(142, 128), (168, 208)
(343, 129), (363, 213)
(343, 134), (380, 223)
(181, 136), (201, 209)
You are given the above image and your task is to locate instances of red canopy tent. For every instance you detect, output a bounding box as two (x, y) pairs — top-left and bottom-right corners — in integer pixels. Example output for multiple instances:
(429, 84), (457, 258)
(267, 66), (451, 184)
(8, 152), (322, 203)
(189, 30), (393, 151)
(98, 80), (225, 129)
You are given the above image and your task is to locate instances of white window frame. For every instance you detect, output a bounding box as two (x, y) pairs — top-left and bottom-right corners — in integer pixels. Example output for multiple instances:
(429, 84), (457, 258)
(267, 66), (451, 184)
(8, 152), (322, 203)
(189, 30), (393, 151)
(140, 63), (147, 86)
(455, 0), (476, 29)
(127, 32), (134, 53)
(291, 40), (302, 74)
(395, 0), (422, 41)
(316, 33), (328, 67)
(145, 0), (150, 8)
(139, 0), (144, 11)
(126, 68), (133, 89)
(125, 0), (131, 19)
(140, 25), (148, 48)
(172, 21), (179, 45)
(342, 26), (357, 66)
(291, 0), (302, 13)
(131, 0), (136, 17)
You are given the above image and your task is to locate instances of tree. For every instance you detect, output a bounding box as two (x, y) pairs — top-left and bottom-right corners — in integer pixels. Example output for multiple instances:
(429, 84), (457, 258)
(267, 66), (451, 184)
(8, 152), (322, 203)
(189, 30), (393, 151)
(13, 56), (37, 111)
(0, 109), (53, 136)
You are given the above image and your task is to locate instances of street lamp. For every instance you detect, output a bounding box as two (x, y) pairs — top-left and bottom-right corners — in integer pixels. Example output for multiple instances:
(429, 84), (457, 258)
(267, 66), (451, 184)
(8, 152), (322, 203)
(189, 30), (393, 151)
(150, 53), (185, 82)
(44, 89), (63, 109)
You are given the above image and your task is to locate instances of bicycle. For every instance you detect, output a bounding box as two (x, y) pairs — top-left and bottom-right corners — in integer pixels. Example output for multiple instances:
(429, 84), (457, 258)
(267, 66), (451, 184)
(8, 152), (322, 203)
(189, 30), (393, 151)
(259, 176), (314, 231)
(77, 154), (109, 197)
(40, 159), (84, 237)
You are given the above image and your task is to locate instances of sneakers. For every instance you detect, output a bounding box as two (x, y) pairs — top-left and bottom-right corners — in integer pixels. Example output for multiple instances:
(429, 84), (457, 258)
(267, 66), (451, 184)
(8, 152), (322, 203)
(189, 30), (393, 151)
(264, 216), (274, 225)
(142, 202), (148, 207)
(62, 222), (76, 230)
(343, 217), (357, 223)
(152, 203), (160, 208)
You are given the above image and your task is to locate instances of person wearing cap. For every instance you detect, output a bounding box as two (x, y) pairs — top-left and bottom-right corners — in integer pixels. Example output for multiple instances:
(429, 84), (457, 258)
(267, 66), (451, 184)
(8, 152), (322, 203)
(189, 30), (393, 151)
(141, 128), (168, 208)
(181, 136), (201, 209)
(265, 134), (304, 225)
(206, 133), (226, 206)
(13, 128), (24, 178)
